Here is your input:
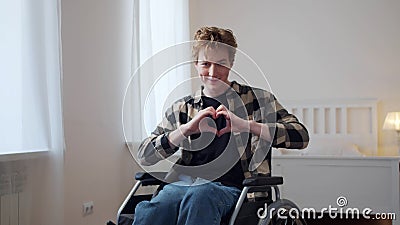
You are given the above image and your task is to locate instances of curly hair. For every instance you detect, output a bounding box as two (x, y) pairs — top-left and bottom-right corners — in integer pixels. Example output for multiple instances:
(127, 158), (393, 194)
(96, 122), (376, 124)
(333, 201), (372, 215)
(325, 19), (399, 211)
(192, 26), (238, 65)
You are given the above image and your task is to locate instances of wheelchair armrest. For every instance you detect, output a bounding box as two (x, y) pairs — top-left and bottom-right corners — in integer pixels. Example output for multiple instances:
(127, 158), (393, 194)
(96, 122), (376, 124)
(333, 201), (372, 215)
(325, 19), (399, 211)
(243, 176), (283, 187)
(135, 172), (168, 186)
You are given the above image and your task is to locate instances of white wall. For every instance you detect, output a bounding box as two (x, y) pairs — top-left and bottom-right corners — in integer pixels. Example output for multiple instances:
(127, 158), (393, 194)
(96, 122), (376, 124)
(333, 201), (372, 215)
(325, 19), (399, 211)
(190, 0), (400, 155)
(57, 1), (400, 224)
(62, 0), (136, 224)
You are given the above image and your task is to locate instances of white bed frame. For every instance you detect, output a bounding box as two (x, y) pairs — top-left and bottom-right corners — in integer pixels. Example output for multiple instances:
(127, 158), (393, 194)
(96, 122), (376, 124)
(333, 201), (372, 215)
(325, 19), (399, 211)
(281, 99), (378, 156)
(272, 99), (400, 223)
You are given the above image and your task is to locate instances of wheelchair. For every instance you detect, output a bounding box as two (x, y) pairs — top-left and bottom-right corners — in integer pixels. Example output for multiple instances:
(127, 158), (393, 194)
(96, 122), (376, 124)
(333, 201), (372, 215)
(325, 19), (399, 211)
(107, 171), (307, 225)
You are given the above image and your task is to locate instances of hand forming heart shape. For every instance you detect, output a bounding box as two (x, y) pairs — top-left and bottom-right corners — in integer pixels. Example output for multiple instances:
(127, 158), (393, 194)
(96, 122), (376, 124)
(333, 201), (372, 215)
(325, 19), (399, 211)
(182, 105), (247, 138)
(198, 107), (232, 137)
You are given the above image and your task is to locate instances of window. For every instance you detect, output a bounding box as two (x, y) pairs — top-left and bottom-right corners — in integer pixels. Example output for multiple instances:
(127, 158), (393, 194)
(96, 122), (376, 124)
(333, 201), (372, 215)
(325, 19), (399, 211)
(0, 0), (63, 156)
(125, 0), (192, 143)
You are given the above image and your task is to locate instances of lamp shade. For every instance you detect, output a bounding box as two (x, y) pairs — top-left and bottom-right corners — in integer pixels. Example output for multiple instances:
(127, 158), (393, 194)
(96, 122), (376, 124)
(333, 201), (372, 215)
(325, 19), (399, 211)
(383, 112), (400, 131)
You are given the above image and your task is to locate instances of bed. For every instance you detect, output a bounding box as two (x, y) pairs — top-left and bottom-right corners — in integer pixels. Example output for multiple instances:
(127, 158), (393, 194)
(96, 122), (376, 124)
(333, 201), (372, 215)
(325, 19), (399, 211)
(272, 99), (400, 224)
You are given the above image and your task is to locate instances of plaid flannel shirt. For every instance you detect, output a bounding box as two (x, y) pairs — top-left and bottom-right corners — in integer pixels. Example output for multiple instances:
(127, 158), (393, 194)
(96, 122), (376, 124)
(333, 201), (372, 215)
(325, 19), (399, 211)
(138, 81), (309, 179)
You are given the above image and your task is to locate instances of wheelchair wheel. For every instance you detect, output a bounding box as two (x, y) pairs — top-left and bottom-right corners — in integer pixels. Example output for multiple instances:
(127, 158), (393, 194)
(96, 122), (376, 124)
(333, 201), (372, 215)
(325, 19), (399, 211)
(257, 199), (307, 225)
(267, 215), (306, 225)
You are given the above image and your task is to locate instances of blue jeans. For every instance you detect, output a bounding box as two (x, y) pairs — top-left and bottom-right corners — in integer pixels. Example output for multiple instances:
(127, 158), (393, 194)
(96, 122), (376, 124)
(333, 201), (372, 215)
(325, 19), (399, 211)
(132, 178), (241, 225)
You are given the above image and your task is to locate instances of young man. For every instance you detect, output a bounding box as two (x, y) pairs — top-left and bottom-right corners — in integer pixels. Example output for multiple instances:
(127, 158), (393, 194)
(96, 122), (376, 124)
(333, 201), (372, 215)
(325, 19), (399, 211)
(133, 26), (309, 225)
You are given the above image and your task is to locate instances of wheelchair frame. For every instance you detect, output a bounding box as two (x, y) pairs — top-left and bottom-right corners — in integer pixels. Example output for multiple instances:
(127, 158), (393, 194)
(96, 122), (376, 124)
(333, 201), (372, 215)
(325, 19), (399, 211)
(107, 172), (307, 225)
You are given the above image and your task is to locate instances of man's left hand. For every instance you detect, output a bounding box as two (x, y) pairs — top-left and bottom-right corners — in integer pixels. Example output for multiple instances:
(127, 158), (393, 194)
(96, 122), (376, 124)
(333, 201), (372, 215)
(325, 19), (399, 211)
(215, 105), (250, 136)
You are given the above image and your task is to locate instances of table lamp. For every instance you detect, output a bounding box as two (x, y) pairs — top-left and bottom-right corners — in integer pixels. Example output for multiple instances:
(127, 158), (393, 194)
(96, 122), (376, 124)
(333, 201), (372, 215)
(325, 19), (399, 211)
(383, 112), (400, 155)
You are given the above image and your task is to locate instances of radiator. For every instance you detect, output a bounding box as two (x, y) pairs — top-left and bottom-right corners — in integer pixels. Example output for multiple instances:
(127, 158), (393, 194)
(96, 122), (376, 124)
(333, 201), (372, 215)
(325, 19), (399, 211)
(0, 171), (26, 225)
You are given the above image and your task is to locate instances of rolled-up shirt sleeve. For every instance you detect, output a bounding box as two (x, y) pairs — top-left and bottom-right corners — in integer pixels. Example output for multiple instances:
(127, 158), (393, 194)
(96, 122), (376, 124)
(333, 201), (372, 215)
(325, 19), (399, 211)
(269, 97), (309, 149)
(253, 90), (309, 149)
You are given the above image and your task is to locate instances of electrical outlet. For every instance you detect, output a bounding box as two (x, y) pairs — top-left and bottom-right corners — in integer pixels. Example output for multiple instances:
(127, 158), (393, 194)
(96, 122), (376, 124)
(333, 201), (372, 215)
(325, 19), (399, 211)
(82, 201), (94, 216)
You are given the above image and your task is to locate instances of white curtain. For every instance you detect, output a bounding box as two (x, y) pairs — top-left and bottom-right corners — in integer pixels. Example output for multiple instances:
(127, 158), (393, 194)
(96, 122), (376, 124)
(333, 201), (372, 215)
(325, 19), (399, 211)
(125, 0), (192, 146)
(0, 0), (63, 155)
(0, 0), (64, 224)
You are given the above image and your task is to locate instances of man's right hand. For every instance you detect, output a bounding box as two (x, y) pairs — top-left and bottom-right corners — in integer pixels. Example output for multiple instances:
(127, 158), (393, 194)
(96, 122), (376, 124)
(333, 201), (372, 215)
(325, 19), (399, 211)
(180, 106), (220, 137)
(168, 107), (218, 148)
